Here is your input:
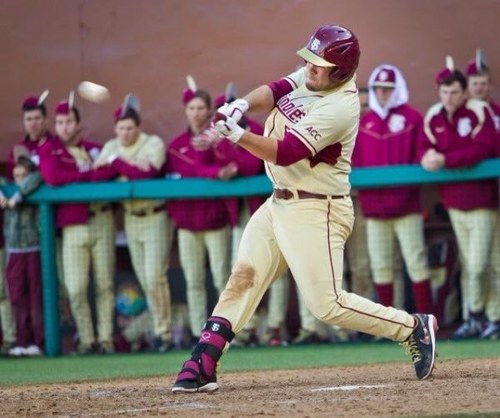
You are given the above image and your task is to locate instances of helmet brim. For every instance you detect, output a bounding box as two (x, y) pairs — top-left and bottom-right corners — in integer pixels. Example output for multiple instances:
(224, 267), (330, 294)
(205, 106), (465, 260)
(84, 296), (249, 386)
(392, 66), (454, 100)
(296, 47), (336, 67)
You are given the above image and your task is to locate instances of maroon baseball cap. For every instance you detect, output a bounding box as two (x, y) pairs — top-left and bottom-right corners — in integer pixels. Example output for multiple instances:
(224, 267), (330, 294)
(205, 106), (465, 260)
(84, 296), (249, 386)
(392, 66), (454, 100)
(182, 88), (196, 105)
(372, 67), (396, 88)
(465, 49), (488, 76)
(55, 100), (71, 115)
(22, 89), (49, 110)
(435, 56), (455, 85)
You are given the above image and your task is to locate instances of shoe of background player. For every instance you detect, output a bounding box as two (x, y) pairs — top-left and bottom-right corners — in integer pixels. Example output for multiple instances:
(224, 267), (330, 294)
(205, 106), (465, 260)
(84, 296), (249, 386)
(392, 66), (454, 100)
(8, 346), (27, 357)
(400, 313), (438, 380)
(452, 317), (484, 340)
(24, 345), (43, 356)
(290, 328), (321, 345)
(480, 321), (500, 340)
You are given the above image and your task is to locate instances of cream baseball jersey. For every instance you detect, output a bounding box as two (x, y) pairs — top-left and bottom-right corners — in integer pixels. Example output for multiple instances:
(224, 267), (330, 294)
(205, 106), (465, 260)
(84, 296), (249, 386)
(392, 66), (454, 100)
(98, 133), (165, 211)
(264, 68), (360, 195)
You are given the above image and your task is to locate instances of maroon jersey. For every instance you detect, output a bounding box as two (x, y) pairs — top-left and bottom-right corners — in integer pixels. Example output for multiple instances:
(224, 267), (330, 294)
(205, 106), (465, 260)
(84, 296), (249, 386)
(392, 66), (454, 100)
(37, 137), (113, 227)
(353, 104), (424, 219)
(421, 99), (498, 210)
(165, 130), (230, 231)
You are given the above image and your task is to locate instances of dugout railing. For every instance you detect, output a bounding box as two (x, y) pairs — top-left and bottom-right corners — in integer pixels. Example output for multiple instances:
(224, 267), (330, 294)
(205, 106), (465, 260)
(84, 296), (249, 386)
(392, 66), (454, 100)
(1, 158), (499, 356)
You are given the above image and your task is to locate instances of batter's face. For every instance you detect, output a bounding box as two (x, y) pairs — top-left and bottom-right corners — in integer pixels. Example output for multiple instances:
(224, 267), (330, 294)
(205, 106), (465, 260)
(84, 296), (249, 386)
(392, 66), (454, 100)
(304, 62), (337, 91)
(55, 112), (80, 143)
(468, 74), (491, 100)
(185, 97), (211, 131)
(374, 87), (394, 107)
(115, 118), (140, 147)
(439, 81), (467, 115)
(23, 109), (47, 141)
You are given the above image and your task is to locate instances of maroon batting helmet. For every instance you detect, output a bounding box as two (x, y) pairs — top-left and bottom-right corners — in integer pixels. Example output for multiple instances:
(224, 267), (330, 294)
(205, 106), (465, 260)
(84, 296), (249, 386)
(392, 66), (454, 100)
(297, 24), (360, 85)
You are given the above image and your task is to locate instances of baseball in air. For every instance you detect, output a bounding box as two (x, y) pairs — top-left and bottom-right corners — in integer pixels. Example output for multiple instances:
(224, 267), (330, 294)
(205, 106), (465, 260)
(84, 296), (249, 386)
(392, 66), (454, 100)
(77, 81), (110, 103)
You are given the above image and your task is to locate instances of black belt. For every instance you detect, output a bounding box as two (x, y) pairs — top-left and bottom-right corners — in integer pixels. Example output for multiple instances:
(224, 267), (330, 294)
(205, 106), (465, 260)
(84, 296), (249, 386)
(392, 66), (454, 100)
(89, 205), (112, 217)
(128, 205), (164, 217)
(273, 188), (347, 200)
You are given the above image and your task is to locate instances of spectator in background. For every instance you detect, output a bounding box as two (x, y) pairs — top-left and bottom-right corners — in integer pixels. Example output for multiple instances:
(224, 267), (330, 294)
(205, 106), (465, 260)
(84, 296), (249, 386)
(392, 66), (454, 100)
(7, 91), (55, 178)
(1, 155), (43, 356)
(94, 95), (173, 351)
(213, 87), (288, 346)
(0, 209), (16, 356)
(165, 81), (235, 342)
(353, 65), (433, 315)
(420, 57), (498, 338)
(465, 50), (500, 339)
(38, 96), (116, 354)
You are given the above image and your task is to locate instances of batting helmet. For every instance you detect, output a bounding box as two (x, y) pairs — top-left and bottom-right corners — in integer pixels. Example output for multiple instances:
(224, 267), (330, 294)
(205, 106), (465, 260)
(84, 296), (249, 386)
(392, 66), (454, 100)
(297, 24), (360, 85)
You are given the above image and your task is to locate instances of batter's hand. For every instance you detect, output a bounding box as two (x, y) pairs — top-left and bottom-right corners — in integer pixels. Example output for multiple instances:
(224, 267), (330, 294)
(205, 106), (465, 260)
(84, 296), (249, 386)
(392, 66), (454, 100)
(213, 113), (245, 143)
(217, 99), (249, 124)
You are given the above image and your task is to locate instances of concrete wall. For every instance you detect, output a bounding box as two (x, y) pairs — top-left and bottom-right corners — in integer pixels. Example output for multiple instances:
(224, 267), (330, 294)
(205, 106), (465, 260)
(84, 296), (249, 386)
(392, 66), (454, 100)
(1, 0), (499, 161)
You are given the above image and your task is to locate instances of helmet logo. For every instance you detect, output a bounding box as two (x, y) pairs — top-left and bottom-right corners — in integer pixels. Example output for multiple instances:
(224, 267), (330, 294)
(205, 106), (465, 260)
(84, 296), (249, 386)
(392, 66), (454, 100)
(378, 70), (388, 81)
(311, 38), (321, 51)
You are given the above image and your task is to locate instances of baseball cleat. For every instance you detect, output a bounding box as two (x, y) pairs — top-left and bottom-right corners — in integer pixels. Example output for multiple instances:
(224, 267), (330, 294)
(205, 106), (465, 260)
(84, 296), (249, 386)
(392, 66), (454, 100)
(401, 313), (438, 380)
(171, 359), (219, 394)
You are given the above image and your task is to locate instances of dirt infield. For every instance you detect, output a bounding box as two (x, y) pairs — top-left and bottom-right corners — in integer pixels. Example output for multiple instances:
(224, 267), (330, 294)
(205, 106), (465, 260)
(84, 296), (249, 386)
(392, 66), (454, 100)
(1, 358), (499, 417)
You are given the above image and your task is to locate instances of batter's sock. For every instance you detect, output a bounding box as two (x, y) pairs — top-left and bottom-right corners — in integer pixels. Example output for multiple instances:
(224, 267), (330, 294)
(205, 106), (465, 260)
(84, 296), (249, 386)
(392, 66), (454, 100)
(374, 283), (393, 307)
(176, 316), (234, 382)
(412, 279), (433, 314)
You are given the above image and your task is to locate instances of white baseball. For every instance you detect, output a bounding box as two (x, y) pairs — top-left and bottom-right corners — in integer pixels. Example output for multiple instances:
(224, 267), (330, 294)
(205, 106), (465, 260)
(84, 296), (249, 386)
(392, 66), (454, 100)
(77, 81), (110, 103)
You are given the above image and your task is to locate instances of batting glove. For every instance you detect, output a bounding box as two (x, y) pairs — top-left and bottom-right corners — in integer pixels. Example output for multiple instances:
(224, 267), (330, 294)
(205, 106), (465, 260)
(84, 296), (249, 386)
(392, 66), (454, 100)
(217, 98), (249, 124)
(213, 113), (245, 143)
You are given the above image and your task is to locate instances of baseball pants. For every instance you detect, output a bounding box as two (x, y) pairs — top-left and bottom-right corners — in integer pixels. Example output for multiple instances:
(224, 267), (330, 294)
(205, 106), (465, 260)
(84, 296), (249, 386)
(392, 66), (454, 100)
(449, 208), (497, 316)
(214, 195), (415, 342)
(0, 248), (16, 345)
(232, 202), (288, 333)
(125, 210), (171, 342)
(62, 211), (115, 347)
(366, 214), (430, 285)
(5, 251), (43, 347)
(178, 226), (231, 337)
(486, 215), (500, 321)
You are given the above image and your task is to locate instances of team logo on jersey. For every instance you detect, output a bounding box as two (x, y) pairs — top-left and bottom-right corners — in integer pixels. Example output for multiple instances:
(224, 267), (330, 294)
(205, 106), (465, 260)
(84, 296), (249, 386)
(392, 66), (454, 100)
(457, 117), (472, 137)
(388, 114), (406, 133)
(311, 38), (321, 51)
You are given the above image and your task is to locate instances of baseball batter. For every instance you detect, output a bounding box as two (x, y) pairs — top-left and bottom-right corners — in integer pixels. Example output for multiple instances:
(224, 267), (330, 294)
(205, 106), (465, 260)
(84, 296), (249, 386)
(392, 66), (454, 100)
(171, 24), (437, 393)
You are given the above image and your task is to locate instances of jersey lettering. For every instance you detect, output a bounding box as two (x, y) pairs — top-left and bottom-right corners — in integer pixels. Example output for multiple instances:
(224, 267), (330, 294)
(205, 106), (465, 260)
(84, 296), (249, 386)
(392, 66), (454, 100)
(305, 126), (322, 141)
(277, 96), (306, 123)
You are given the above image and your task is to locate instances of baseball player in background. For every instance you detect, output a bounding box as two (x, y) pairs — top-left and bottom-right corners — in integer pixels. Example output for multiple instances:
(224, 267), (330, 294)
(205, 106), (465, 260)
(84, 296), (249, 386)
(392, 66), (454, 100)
(171, 24), (438, 393)
(38, 96), (116, 354)
(166, 85), (235, 342)
(95, 96), (173, 351)
(420, 58), (498, 339)
(464, 50), (500, 339)
(353, 65), (433, 315)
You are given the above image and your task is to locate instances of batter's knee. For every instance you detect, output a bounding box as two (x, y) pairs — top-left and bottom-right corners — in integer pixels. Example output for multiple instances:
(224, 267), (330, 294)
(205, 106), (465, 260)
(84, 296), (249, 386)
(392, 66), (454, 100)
(225, 263), (255, 297)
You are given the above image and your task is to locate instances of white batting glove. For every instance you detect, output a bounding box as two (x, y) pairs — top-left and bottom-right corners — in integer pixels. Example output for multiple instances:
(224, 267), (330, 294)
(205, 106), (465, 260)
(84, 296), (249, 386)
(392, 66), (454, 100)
(217, 98), (249, 124)
(213, 113), (245, 143)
